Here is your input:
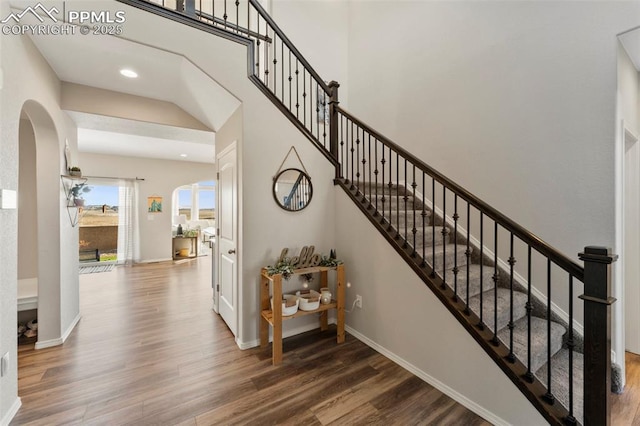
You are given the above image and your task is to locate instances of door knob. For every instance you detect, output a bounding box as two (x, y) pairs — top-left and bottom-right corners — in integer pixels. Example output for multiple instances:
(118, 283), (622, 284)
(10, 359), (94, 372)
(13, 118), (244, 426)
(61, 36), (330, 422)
(228, 249), (236, 254)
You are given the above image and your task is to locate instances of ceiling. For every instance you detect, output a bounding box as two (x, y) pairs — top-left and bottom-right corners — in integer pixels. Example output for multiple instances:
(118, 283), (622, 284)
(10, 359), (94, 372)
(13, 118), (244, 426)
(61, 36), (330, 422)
(620, 27), (640, 71)
(27, 16), (241, 163)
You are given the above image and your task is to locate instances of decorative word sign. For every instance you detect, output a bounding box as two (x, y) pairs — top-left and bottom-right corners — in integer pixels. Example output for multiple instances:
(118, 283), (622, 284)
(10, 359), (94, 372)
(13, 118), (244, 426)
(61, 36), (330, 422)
(279, 245), (322, 268)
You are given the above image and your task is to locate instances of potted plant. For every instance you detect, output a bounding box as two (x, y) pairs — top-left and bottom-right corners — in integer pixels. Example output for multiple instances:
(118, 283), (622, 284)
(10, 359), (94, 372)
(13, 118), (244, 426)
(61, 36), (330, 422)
(68, 166), (82, 177)
(70, 183), (91, 207)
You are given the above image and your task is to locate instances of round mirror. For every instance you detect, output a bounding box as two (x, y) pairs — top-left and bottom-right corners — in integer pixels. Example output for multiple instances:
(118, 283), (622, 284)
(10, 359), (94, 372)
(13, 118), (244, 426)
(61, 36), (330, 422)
(273, 168), (313, 211)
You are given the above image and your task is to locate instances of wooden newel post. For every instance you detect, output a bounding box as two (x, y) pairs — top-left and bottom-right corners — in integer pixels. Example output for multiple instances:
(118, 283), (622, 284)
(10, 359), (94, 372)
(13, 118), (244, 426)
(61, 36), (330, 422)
(328, 80), (340, 179)
(578, 246), (618, 426)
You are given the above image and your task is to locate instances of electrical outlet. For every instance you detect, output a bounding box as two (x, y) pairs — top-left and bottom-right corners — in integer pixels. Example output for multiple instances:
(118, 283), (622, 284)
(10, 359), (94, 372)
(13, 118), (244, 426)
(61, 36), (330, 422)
(1, 352), (9, 377)
(355, 295), (362, 309)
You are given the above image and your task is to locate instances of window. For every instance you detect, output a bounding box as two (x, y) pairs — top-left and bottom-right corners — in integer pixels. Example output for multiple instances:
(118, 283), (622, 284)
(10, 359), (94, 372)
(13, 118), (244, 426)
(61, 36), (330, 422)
(172, 181), (216, 224)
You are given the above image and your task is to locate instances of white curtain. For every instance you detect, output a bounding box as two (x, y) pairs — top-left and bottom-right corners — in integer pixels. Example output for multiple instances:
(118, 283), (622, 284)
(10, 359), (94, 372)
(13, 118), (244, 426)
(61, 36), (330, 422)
(117, 180), (140, 265)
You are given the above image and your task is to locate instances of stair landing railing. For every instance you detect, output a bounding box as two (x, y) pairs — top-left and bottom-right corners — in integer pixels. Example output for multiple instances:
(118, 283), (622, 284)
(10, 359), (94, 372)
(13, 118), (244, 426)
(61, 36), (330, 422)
(116, 1), (616, 424)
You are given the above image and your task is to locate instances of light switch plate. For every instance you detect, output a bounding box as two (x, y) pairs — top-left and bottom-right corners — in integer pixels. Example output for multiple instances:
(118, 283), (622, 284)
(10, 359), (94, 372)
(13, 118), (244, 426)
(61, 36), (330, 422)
(0, 189), (17, 209)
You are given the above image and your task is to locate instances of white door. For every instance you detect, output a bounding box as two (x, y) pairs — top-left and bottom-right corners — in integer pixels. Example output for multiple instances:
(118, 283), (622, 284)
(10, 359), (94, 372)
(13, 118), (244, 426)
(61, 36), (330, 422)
(625, 128), (640, 354)
(217, 143), (238, 336)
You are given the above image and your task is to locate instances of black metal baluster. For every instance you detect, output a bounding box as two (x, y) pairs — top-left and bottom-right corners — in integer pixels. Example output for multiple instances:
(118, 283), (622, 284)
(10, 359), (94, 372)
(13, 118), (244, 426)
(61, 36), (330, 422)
(441, 186), (447, 286)
(464, 203), (471, 315)
(525, 245), (534, 382)
(295, 59), (299, 119)
(309, 75), (313, 135)
(314, 81), (319, 141)
(273, 33), (277, 95)
(223, 0), (227, 28)
(367, 134), (372, 205)
(403, 158), (408, 246)
(360, 130), (367, 201)
(288, 50), (292, 111)
(507, 233), (516, 363)
(235, 0), (239, 33)
(387, 146), (392, 230)
(492, 222), (499, 344)
(302, 70), (306, 126)
(430, 177), (436, 279)
(567, 275), (576, 424)
(420, 172), (427, 268)
(323, 91), (327, 148)
(479, 213), (484, 330)
(453, 194), (459, 300)
(255, 14), (260, 79)
(264, 26), (269, 86)
(543, 258), (555, 404)
(340, 115), (345, 181)
(373, 137), (378, 213)
(380, 144), (386, 223)
(411, 165), (417, 257)
(396, 152), (400, 237)
(350, 120), (354, 188)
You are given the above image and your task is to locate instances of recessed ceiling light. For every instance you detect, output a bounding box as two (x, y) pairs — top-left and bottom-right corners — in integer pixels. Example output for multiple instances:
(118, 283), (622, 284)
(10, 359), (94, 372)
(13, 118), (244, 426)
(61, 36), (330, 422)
(120, 69), (138, 79)
(180, 154), (188, 158)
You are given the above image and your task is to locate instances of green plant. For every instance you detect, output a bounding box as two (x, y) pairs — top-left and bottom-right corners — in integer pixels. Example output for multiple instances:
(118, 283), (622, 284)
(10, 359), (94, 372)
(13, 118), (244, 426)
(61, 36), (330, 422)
(183, 229), (198, 238)
(69, 166), (81, 172)
(71, 183), (91, 199)
(318, 255), (343, 267)
(266, 257), (295, 280)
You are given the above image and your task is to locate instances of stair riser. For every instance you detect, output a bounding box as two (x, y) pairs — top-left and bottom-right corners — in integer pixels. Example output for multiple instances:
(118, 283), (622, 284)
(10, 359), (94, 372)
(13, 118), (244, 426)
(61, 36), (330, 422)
(396, 227), (449, 248)
(387, 211), (433, 229)
(375, 196), (422, 210)
(469, 289), (528, 333)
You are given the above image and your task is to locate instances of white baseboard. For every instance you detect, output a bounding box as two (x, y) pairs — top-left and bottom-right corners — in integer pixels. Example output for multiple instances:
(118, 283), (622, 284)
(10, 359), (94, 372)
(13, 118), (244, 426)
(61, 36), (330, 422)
(0, 397), (21, 426)
(62, 313), (81, 342)
(35, 313), (81, 349)
(345, 325), (510, 426)
(35, 337), (63, 350)
(137, 258), (173, 264)
(237, 320), (337, 350)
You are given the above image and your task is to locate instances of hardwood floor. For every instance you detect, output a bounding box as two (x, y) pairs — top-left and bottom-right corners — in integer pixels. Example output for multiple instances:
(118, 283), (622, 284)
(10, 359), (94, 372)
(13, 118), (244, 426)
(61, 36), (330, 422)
(12, 257), (488, 425)
(612, 352), (640, 425)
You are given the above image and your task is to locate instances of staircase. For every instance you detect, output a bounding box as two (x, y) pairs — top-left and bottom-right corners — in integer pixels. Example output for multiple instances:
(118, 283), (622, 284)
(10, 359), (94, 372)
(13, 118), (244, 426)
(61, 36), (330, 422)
(116, 1), (617, 424)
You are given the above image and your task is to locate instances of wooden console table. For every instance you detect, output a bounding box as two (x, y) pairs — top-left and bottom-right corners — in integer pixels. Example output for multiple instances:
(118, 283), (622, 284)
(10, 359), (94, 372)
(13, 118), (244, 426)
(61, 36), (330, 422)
(260, 264), (345, 365)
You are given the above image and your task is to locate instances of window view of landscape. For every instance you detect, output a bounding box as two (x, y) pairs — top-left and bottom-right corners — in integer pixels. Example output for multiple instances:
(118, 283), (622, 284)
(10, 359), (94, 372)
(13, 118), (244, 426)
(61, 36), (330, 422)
(78, 185), (119, 262)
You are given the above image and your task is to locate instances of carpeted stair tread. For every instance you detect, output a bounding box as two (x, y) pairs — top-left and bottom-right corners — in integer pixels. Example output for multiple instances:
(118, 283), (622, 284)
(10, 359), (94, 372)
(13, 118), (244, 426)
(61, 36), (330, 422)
(535, 349), (583, 424)
(423, 244), (469, 271)
(468, 288), (527, 332)
(497, 316), (566, 373)
(388, 209), (433, 229)
(444, 264), (496, 300)
(400, 226), (449, 250)
(374, 194), (423, 209)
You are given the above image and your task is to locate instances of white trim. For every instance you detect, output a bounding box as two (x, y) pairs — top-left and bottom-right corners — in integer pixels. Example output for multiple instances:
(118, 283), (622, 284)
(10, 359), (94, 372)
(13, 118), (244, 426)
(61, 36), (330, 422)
(35, 337), (63, 349)
(61, 313), (81, 342)
(0, 397), (21, 426)
(35, 313), (81, 349)
(345, 325), (509, 426)
(137, 257), (173, 264)
(401, 181), (584, 337)
(237, 320), (337, 350)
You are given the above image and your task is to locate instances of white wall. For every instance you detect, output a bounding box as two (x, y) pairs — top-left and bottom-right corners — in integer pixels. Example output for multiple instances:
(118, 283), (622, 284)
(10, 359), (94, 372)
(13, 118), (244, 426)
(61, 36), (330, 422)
(270, 0), (350, 108)
(18, 119), (38, 281)
(79, 153), (214, 262)
(619, 44), (640, 137)
(346, 0), (640, 373)
(0, 28), (79, 423)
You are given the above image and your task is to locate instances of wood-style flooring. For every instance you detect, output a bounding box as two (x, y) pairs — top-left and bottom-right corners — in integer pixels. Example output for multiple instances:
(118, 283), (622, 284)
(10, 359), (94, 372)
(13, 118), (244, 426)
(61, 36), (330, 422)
(613, 352), (640, 425)
(12, 257), (488, 425)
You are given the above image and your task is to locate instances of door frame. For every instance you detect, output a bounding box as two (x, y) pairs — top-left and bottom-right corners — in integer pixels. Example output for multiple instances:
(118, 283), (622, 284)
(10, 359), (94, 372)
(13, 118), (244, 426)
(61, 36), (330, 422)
(215, 141), (240, 340)
(622, 122), (640, 356)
